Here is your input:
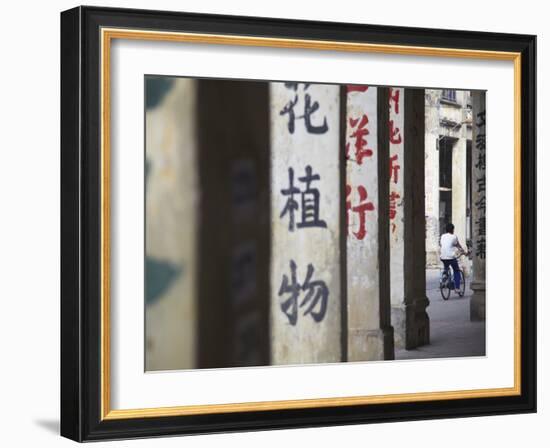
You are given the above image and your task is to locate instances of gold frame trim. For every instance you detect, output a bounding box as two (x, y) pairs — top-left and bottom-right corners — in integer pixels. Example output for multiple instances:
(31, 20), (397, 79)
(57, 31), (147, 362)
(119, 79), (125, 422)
(100, 28), (522, 421)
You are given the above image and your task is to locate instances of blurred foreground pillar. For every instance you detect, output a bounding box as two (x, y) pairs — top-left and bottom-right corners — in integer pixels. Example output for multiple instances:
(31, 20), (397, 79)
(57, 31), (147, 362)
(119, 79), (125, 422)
(145, 78), (198, 371)
(197, 80), (271, 368)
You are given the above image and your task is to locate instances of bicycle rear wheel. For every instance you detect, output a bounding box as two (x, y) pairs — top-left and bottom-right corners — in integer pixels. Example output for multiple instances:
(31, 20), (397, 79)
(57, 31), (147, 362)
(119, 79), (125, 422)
(440, 272), (451, 300)
(457, 270), (466, 297)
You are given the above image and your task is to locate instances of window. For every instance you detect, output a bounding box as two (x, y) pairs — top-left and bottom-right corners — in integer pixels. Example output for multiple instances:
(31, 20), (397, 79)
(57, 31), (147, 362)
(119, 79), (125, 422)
(441, 89), (457, 102)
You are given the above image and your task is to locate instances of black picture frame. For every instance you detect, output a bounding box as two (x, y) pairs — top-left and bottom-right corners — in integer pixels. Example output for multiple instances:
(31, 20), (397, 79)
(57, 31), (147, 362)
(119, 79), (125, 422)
(61, 5), (536, 442)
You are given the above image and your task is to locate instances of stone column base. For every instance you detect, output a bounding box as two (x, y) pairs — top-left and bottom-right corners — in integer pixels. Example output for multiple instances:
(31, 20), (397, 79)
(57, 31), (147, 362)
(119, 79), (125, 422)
(391, 305), (407, 349)
(470, 281), (486, 321)
(392, 299), (430, 350)
(414, 304), (430, 348)
(348, 327), (394, 361)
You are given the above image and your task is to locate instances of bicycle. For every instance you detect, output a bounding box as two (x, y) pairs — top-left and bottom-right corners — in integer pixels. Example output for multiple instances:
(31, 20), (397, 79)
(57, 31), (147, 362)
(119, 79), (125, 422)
(439, 252), (467, 300)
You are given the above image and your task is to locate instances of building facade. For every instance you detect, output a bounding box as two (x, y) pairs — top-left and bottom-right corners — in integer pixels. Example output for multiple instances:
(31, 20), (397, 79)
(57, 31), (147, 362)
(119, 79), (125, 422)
(425, 89), (473, 268)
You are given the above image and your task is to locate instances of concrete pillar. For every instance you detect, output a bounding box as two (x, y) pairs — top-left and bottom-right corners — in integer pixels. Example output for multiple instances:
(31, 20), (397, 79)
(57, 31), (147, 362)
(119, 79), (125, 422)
(470, 91), (486, 321)
(388, 87), (406, 349)
(270, 83), (342, 365)
(345, 85), (393, 361)
(403, 89), (430, 349)
(196, 80), (271, 368)
(389, 88), (429, 349)
(424, 91), (440, 268)
(145, 78), (198, 371)
(452, 137), (468, 247)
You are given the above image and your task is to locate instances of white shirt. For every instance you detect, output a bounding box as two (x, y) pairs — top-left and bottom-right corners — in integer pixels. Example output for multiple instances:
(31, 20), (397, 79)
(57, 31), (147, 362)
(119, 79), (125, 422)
(440, 233), (458, 260)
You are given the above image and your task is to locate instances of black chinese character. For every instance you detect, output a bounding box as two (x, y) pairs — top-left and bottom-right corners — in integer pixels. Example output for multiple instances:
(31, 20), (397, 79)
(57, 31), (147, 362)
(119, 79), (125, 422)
(475, 149), (486, 171)
(300, 93), (328, 134)
(475, 236), (486, 259)
(279, 83), (328, 135)
(475, 216), (486, 237)
(475, 133), (486, 152)
(476, 111), (486, 128)
(475, 196), (486, 213)
(278, 260), (329, 325)
(280, 165), (327, 231)
(476, 175), (486, 193)
(297, 166), (327, 230)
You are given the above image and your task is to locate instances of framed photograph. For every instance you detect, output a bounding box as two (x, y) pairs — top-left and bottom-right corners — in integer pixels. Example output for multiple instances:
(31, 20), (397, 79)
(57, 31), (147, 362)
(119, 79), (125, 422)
(60, 6), (536, 441)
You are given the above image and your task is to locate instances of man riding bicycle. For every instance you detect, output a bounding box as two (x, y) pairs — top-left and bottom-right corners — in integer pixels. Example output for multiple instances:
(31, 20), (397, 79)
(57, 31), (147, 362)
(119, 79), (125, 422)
(440, 223), (469, 290)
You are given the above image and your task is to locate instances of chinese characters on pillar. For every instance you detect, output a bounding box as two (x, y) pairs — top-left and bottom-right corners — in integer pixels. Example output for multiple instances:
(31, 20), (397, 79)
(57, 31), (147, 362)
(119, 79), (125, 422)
(271, 83), (341, 339)
(278, 165), (329, 325)
(345, 86), (377, 241)
(388, 88), (404, 235)
(474, 111), (486, 259)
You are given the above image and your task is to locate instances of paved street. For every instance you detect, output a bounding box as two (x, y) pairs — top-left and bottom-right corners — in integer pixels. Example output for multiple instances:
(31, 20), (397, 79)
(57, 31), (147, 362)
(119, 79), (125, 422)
(395, 269), (486, 360)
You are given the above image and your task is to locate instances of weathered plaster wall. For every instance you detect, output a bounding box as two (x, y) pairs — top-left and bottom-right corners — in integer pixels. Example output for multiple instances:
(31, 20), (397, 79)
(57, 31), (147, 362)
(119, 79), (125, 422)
(345, 86), (393, 361)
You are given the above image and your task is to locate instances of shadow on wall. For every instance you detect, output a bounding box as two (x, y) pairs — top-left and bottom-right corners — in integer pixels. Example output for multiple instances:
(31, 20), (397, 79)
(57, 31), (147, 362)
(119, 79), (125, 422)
(145, 257), (182, 305)
(146, 77), (174, 110)
(144, 156), (183, 306)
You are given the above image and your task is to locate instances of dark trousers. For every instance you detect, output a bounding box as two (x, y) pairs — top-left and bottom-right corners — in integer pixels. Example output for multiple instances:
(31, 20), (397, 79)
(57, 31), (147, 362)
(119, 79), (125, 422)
(442, 258), (461, 289)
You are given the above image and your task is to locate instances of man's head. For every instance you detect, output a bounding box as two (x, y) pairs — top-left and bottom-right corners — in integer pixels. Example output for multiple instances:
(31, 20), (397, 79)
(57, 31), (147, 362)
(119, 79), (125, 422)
(446, 223), (455, 234)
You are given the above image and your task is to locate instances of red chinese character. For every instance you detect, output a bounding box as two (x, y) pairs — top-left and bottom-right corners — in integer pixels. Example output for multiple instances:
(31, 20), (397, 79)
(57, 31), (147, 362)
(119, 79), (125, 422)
(346, 184), (375, 240)
(389, 191), (401, 220)
(389, 119), (402, 144)
(389, 154), (401, 184)
(346, 114), (373, 165)
(389, 88), (400, 114)
(347, 85), (369, 93)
